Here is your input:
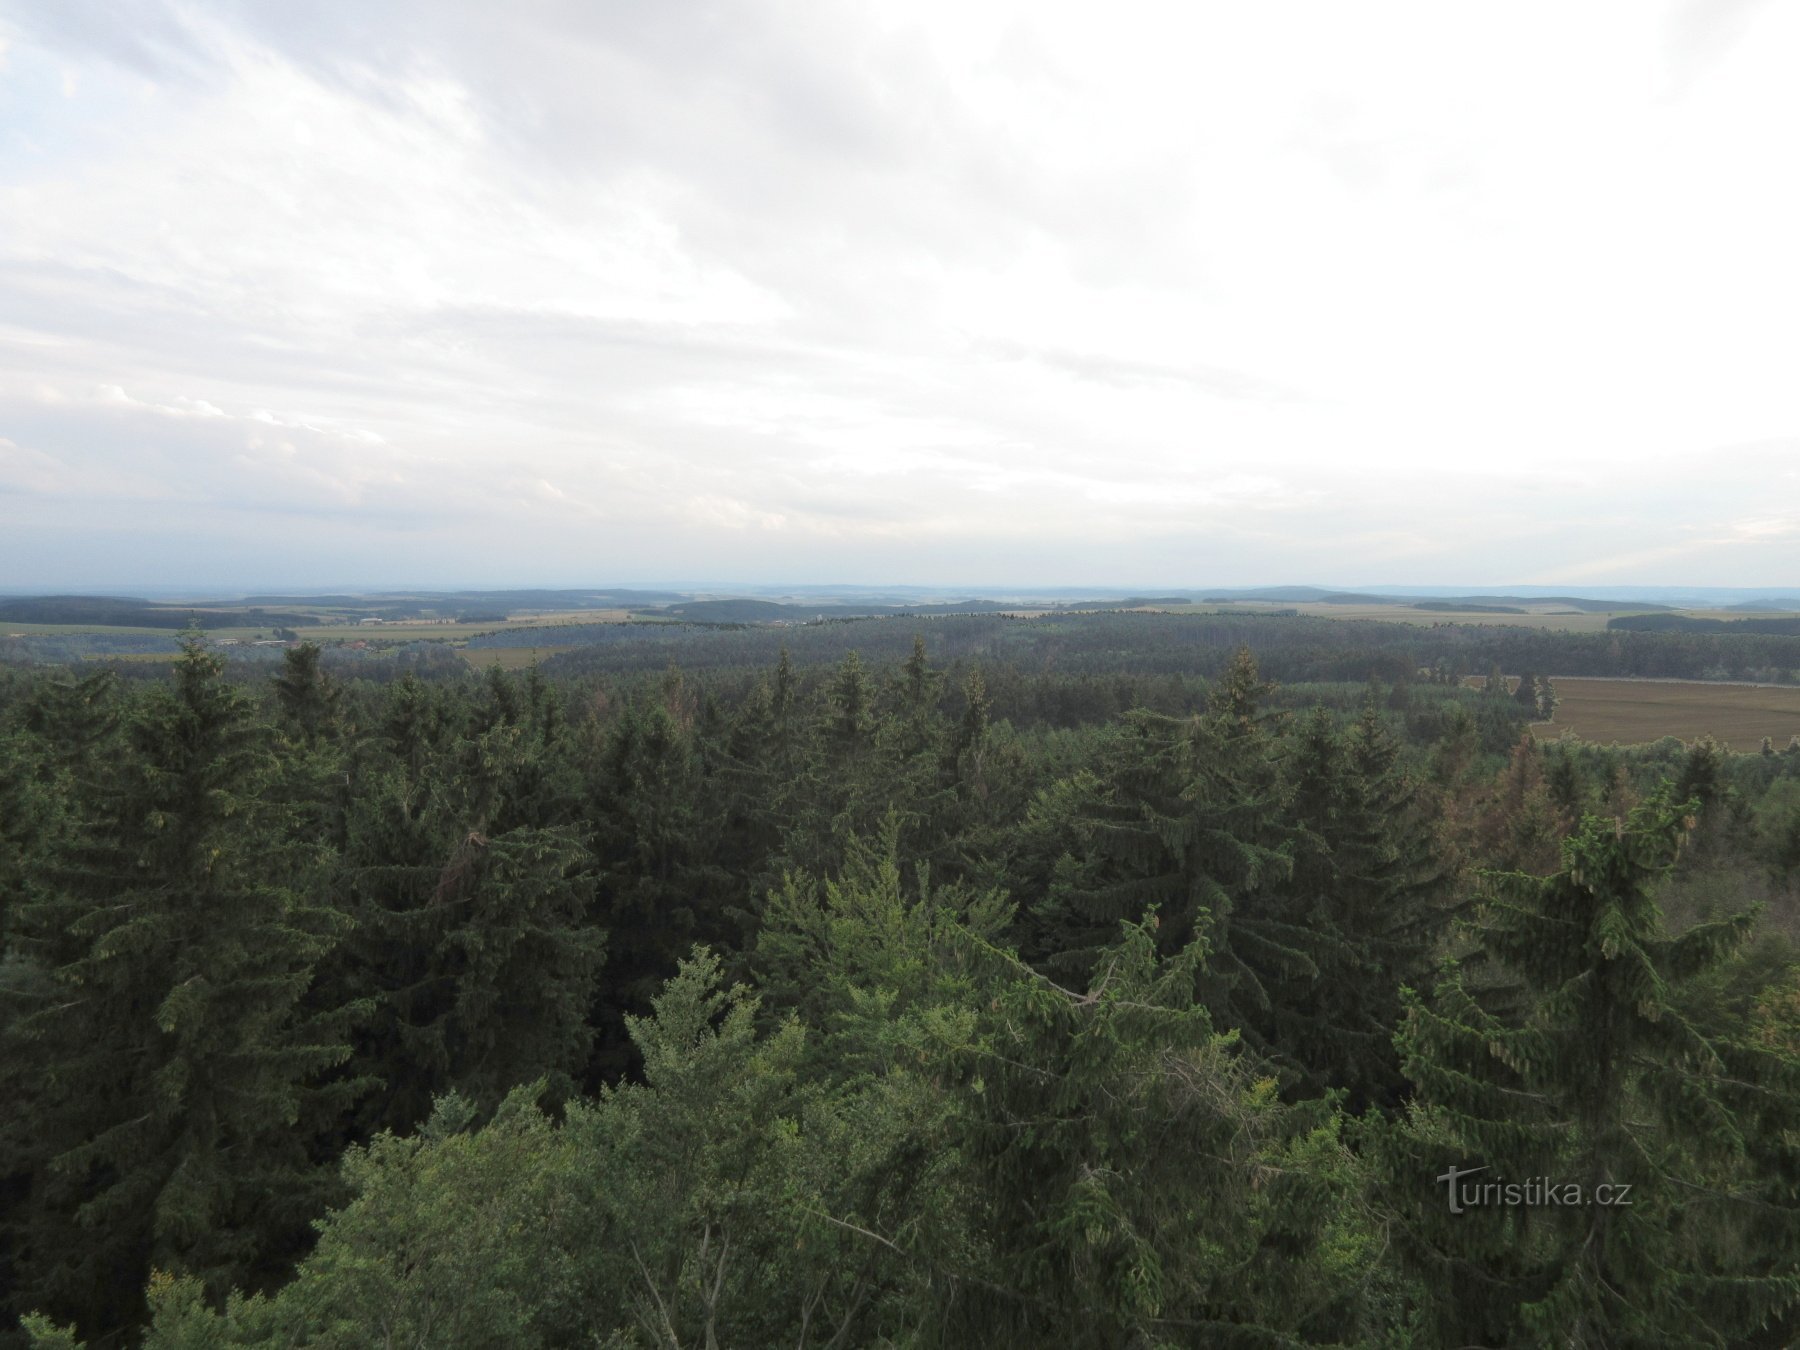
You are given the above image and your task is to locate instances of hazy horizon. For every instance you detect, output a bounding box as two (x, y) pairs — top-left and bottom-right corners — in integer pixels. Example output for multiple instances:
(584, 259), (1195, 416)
(7, 581), (1800, 607)
(3, 2), (1798, 588)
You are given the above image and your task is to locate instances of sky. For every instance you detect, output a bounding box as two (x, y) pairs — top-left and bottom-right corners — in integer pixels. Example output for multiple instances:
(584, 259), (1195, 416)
(1, 0), (1798, 592)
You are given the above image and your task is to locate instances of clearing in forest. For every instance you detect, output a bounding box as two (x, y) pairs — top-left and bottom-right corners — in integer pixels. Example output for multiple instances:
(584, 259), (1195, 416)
(1532, 677), (1800, 750)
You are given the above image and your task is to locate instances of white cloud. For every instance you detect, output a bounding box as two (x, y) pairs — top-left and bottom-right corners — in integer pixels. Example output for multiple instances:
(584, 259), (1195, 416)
(0, 0), (1796, 587)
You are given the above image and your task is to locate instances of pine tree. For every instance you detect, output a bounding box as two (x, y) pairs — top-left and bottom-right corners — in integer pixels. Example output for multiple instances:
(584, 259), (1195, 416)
(324, 668), (608, 1126)
(1674, 736), (1744, 867)
(956, 665), (990, 761)
(1018, 650), (1309, 1052)
(586, 693), (727, 1080)
(1676, 736), (1728, 818)
(0, 725), (54, 953)
(19, 668), (121, 779)
(1534, 675), (1559, 722)
(1470, 733), (1568, 873)
(869, 636), (962, 876)
(1545, 747), (1587, 819)
(756, 839), (1390, 1346)
(1513, 669), (1540, 712)
(1274, 702), (1455, 1106)
(270, 643), (341, 746)
(827, 649), (871, 755)
(923, 917), (1381, 1346)
(1385, 794), (1800, 1346)
(896, 634), (944, 755)
(1, 636), (358, 1340)
(776, 649), (894, 883)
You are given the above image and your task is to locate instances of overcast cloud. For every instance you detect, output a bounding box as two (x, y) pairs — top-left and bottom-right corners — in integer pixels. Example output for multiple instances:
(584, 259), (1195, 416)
(1, 0), (1797, 590)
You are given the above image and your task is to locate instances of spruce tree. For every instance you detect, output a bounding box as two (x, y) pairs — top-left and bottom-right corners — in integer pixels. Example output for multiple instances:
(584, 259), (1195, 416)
(1275, 702), (1454, 1107)
(328, 669), (607, 1128)
(1513, 668), (1540, 712)
(828, 649), (871, 754)
(868, 636), (961, 873)
(270, 643), (341, 747)
(0, 725), (54, 954)
(917, 917), (1380, 1346)
(1385, 794), (1800, 1346)
(779, 649), (890, 882)
(1017, 650), (1310, 1053)
(1, 635), (357, 1340)
(586, 692), (726, 1080)
(1534, 674), (1558, 722)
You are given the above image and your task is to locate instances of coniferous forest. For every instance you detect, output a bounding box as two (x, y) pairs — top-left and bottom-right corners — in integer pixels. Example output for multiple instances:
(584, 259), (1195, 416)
(3, 627), (1799, 1349)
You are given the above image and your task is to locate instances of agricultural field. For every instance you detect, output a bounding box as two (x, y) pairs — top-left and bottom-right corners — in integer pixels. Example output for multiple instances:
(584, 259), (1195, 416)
(207, 610), (636, 643)
(466, 646), (555, 671)
(1, 621), (182, 637)
(1532, 677), (1800, 751)
(1187, 600), (1635, 631)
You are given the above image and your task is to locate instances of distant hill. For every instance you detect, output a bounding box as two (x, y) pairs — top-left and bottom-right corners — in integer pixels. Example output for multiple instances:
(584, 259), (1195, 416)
(0, 596), (319, 630)
(1413, 601), (1527, 614)
(1490, 596), (1672, 614)
(1200, 587), (1341, 602)
(240, 588), (685, 609)
(658, 599), (799, 622)
(1030, 596), (1196, 611)
(1608, 613), (1800, 635)
(1200, 588), (1670, 614)
(659, 598), (1025, 623)
(1721, 599), (1800, 613)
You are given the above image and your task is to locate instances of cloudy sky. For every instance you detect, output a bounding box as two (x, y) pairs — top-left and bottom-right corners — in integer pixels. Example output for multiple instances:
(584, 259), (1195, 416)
(1, 1), (1797, 591)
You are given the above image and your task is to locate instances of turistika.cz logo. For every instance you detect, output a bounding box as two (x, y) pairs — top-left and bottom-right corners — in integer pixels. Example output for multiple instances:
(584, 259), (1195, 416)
(1435, 1164), (1634, 1214)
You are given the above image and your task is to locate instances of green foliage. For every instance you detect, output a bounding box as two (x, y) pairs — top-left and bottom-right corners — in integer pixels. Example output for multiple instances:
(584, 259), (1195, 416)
(135, 1087), (581, 1349)
(326, 668), (606, 1130)
(1384, 794), (1800, 1346)
(585, 686), (729, 1078)
(136, 845), (1412, 1348)
(3, 625), (1797, 1348)
(270, 644), (341, 746)
(1272, 701), (1456, 1106)
(1015, 651), (1406, 1083)
(931, 920), (1380, 1346)
(2, 635), (358, 1337)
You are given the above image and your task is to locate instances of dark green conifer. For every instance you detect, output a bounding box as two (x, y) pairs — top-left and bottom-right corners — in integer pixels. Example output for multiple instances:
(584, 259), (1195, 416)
(2, 635), (358, 1339)
(1386, 794), (1800, 1345)
(322, 666), (604, 1132)
(270, 643), (340, 746)
(1019, 650), (1309, 1050)
(1275, 701), (1454, 1106)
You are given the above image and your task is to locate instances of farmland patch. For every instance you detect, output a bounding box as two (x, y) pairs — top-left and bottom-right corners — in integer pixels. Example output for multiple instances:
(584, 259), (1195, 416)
(1531, 678), (1800, 750)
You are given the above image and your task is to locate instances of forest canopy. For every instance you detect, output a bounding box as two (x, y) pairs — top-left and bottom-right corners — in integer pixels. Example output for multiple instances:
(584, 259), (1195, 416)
(1, 623), (1797, 1348)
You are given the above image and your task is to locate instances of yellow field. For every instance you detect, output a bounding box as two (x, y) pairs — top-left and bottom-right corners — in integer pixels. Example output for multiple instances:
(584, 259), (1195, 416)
(1532, 678), (1800, 751)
